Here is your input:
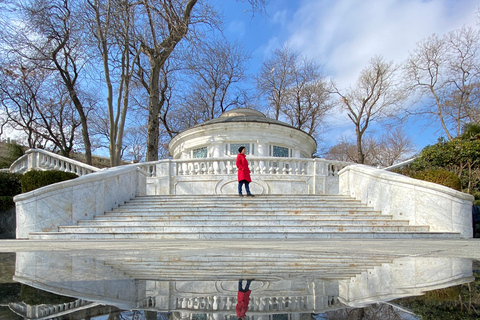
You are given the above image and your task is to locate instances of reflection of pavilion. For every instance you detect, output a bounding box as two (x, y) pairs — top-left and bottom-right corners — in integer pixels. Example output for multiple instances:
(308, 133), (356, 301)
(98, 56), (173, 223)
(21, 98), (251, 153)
(9, 248), (474, 320)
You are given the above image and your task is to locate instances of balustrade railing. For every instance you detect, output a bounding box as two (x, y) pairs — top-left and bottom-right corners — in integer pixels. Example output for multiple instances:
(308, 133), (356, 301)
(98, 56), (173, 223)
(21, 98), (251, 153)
(8, 300), (95, 319)
(138, 295), (325, 312)
(135, 157), (351, 178)
(9, 149), (351, 180)
(9, 149), (100, 176)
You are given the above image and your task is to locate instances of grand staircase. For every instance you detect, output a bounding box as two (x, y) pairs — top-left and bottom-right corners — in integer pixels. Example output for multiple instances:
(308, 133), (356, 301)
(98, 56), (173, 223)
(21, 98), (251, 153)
(28, 195), (461, 239)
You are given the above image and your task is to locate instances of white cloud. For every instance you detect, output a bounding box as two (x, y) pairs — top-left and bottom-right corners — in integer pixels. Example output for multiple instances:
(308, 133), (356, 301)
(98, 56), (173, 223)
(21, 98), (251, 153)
(284, 0), (478, 88)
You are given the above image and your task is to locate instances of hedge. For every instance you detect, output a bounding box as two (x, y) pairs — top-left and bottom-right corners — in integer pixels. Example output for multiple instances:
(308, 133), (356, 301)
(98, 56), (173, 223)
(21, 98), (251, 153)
(0, 172), (22, 197)
(412, 169), (462, 191)
(21, 170), (78, 193)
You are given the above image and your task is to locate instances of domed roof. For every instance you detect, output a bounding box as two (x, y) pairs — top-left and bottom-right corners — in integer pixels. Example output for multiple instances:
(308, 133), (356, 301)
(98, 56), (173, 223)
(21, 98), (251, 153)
(191, 108), (300, 130)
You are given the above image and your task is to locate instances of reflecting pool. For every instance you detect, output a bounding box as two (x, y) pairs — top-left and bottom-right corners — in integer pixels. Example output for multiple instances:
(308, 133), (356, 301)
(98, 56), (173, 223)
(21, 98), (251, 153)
(1, 247), (480, 320)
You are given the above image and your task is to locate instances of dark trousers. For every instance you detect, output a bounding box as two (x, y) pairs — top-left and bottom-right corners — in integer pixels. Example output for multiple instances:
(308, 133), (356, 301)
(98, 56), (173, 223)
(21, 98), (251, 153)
(238, 180), (251, 195)
(238, 279), (252, 292)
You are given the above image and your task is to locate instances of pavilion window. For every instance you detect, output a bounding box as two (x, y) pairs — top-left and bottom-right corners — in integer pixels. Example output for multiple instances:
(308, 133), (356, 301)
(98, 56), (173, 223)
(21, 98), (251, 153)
(230, 143), (251, 155)
(192, 146), (207, 158)
(272, 145), (289, 158)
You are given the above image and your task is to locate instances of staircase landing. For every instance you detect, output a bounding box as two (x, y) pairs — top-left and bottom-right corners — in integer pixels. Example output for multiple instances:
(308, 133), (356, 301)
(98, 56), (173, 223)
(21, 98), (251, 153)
(28, 195), (461, 240)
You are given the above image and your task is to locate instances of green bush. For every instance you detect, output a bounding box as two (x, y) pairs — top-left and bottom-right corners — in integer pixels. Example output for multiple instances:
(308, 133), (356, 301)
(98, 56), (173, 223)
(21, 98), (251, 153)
(0, 143), (24, 169)
(0, 196), (15, 211)
(20, 284), (75, 305)
(412, 169), (462, 191)
(0, 172), (22, 197)
(21, 170), (78, 193)
(473, 191), (480, 206)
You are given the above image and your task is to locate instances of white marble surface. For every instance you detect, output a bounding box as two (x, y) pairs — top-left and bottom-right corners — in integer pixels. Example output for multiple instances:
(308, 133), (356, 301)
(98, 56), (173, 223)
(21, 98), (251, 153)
(339, 164), (475, 238)
(169, 111), (317, 160)
(14, 166), (147, 239)
(11, 250), (474, 313)
(338, 257), (473, 307)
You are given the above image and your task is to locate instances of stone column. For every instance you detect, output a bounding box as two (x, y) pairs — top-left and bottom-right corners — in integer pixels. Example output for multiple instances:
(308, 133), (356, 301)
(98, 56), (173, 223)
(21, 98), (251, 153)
(211, 143), (223, 158)
(257, 143), (268, 157)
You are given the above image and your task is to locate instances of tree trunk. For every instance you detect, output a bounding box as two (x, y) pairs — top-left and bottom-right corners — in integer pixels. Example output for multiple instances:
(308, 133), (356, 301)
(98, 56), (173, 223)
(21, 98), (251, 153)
(356, 126), (365, 164)
(71, 94), (92, 165)
(146, 60), (162, 161)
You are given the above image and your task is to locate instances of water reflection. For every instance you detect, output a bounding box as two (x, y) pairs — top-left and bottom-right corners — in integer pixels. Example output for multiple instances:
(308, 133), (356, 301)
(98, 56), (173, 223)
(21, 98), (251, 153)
(0, 250), (478, 319)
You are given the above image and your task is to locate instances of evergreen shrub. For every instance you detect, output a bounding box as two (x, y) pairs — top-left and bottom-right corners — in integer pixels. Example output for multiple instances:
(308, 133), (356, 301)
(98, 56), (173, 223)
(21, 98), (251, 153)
(412, 169), (462, 191)
(0, 172), (22, 197)
(0, 143), (24, 169)
(0, 196), (14, 212)
(21, 170), (78, 193)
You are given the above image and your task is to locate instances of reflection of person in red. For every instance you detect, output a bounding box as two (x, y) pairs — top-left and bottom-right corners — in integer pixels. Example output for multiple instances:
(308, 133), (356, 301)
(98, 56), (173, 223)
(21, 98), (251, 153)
(236, 279), (253, 320)
(236, 146), (254, 197)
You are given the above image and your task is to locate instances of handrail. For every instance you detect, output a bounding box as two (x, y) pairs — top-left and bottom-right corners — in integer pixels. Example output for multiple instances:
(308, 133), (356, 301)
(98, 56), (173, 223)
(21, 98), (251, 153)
(382, 157), (416, 171)
(9, 149), (101, 176)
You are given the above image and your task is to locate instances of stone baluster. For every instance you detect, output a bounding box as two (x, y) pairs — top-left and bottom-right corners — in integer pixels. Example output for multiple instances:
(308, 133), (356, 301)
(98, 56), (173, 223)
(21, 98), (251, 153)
(208, 161), (215, 174)
(221, 160), (227, 174)
(177, 163), (183, 175)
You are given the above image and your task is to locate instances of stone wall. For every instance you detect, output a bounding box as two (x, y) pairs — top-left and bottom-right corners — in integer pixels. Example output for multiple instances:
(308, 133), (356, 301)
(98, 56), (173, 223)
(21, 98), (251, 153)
(339, 164), (474, 238)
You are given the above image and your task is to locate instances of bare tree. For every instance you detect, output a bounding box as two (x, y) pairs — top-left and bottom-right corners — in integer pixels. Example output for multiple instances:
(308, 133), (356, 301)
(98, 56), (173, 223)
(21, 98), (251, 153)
(0, 0), (95, 163)
(0, 63), (81, 154)
(87, 0), (141, 166)
(257, 46), (298, 120)
(282, 58), (332, 136)
(132, 0), (216, 162)
(183, 37), (250, 120)
(404, 26), (480, 140)
(258, 46), (333, 137)
(27, 0), (93, 163)
(325, 128), (415, 167)
(372, 127), (416, 167)
(324, 137), (359, 163)
(332, 56), (404, 164)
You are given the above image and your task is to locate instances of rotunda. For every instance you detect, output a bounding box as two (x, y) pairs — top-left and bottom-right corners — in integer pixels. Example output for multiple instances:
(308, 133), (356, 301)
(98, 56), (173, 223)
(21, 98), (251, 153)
(169, 108), (317, 159)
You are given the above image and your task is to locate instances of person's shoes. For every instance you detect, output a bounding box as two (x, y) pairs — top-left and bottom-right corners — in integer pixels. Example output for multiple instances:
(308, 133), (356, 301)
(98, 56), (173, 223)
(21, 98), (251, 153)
(239, 194), (244, 197)
(247, 194), (255, 197)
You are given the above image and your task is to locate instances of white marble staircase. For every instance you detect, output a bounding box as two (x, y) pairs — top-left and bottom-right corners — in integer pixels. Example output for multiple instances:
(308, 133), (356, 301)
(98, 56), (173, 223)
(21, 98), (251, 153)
(28, 195), (461, 239)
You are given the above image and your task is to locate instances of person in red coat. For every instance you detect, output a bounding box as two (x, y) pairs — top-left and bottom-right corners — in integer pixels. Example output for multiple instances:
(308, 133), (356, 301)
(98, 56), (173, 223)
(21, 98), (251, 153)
(236, 146), (254, 197)
(236, 279), (253, 320)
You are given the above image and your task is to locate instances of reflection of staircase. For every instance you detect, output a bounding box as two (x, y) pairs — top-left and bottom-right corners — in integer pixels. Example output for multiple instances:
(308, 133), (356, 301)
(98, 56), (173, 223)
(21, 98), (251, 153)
(29, 195), (460, 239)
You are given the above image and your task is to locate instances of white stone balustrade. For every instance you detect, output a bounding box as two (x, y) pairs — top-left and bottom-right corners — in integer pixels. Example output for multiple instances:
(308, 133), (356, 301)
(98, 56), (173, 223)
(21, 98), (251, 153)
(9, 149), (100, 176)
(339, 164), (475, 238)
(139, 157), (352, 195)
(171, 295), (312, 313)
(14, 166), (147, 238)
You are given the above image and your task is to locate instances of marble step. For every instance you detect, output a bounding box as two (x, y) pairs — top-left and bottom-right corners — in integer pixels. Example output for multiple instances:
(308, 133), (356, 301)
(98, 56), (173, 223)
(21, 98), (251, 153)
(132, 195), (353, 200)
(57, 225), (430, 233)
(93, 214), (396, 221)
(29, 231), (460, 240)
(103, 255), (392, 263)
(106, 208), (379, 215)
(78, 219), (411, 227)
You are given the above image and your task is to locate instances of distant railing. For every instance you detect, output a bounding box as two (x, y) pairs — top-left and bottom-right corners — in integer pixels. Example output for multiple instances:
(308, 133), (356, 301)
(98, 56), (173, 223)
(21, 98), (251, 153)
(382, 158), (416, 171)
(8, 300), (97, 319)
(9, 149), (101, 176)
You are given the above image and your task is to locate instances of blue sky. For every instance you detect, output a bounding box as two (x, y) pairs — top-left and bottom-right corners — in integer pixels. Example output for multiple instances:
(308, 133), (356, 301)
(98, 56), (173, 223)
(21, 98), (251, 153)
(220, 0), (479, 152)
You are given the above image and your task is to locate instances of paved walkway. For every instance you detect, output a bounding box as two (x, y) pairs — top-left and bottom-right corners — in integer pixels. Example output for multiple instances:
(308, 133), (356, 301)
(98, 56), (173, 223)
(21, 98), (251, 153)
(2, 239), (480, 259)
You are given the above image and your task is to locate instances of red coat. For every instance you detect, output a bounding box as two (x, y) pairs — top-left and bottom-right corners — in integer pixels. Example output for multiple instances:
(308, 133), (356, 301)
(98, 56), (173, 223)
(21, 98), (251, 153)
(236, 290), (251, 317)
(236, 153), (251, 182)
